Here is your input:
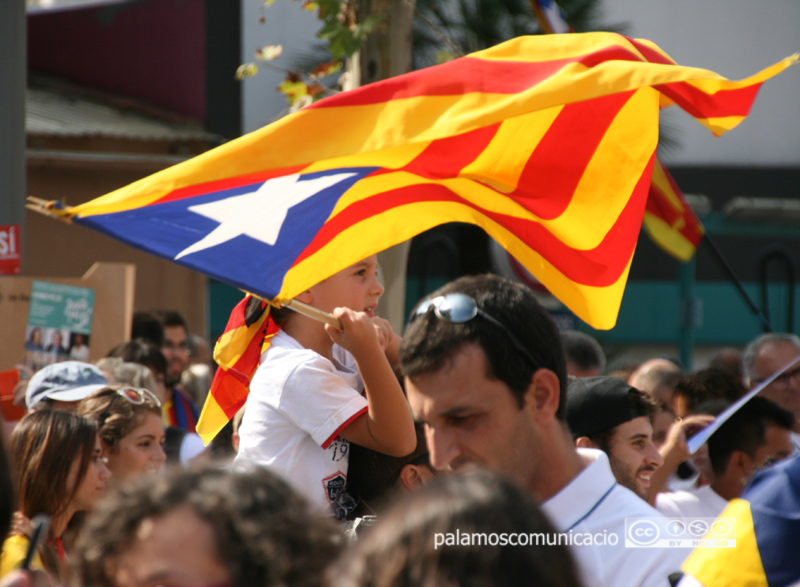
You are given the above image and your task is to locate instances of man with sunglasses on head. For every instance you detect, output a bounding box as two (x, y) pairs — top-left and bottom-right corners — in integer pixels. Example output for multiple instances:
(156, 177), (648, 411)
(401, 274), (687, 587)
(743, 333), (800, 452)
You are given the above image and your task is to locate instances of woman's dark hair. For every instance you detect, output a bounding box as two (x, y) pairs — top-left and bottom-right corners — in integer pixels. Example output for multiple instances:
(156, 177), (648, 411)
(108, 339), (167, 381)
(8, 410), (97, 577)
(328, 468), (584, 587)
(77, 386), (161, 453)
(72, 465), (340, 587)
(10, 411), (97, 522)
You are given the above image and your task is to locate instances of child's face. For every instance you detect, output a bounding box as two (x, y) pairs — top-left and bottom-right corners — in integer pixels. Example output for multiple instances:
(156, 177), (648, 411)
(309, 255), (384, 315)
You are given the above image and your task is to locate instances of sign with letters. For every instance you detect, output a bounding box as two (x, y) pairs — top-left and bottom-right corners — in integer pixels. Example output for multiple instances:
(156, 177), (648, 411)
(0, 225), (21, 275)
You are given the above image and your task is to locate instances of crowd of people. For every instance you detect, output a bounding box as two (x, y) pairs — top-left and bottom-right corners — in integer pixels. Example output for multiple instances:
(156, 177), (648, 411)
(1, 264), (800, 587)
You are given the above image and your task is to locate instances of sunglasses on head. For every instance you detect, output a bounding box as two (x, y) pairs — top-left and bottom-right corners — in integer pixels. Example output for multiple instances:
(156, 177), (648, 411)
(112, 386), (162, 407)
(98, 387), (161, 426)
(411, 293), (539, 369)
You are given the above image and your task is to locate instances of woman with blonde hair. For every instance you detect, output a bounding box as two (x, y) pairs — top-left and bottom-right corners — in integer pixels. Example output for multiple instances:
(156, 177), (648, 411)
(78, 386), (166, 487)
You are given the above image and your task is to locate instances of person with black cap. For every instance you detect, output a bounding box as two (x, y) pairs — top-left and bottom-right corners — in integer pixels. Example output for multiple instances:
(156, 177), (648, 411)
(566, 376), (663, 501)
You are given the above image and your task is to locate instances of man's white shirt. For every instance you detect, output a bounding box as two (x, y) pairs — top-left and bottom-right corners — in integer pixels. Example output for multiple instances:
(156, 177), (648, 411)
(542, 448), (690, 587)
(655, 485), (728, 520)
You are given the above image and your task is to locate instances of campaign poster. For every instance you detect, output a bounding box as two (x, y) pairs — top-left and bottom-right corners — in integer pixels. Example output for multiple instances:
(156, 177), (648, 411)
(23, 281), (95, 372)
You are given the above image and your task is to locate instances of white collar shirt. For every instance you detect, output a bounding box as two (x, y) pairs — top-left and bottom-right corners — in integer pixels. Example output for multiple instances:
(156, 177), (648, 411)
(542, 448), (690, 587)
(656, 486), (728, 520)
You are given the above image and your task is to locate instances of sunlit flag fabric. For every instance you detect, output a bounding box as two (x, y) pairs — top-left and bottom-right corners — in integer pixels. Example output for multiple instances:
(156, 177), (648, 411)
(530, 0), (706, 262)
(44, 33), (794, 329)
(681, 454), (800, 587)
(36, 33), (795, 439)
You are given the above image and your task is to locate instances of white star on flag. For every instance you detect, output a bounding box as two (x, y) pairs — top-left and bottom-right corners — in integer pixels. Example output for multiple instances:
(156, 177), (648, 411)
(175, 172), (357, 260)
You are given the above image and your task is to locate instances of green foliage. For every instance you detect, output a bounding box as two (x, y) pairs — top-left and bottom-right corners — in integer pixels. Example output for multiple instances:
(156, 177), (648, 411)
(313, 1), (383, 60)
(248, 0), (382, 108)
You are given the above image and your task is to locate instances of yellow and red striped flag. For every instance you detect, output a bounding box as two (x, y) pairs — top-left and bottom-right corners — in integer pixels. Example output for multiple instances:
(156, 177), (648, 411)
(531, 0), (706, 262)
(644, 158), (706, 261)
(197, 294), (279, 442)
(36, 33), (795, 440)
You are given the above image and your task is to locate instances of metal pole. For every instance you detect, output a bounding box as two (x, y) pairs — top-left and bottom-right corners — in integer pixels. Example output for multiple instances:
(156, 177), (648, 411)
(0, 0), (27, 269)
(703, 235), (772, 333)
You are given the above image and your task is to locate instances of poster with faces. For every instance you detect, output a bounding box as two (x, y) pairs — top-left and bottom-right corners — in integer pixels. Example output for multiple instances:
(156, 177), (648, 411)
(23, 280), (95, 373)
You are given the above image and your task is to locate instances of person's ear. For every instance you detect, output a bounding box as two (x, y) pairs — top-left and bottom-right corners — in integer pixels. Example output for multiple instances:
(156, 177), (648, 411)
(524, 368), (561, 424)
(728, 450), (754, 483)
(727, 450), (750, 479)
(295, 289), (313, 304)
(575, 436), (596, 449)
(397, 464), (433, 491)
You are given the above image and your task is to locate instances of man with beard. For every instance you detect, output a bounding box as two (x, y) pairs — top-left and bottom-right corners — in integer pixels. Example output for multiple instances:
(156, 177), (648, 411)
(155, 311), (200, 433)
(401, 275), (687, 587)
(566, 376), (664, 501)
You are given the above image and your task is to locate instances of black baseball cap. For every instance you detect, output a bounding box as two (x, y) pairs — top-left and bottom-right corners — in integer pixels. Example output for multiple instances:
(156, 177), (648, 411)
(566, 376), (643, 438)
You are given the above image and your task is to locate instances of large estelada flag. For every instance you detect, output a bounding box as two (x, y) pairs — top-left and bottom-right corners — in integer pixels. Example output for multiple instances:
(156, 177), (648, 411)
(681, 454), (800, 586)
(37, 33), (794, 332)
(530, 1), (705, 262)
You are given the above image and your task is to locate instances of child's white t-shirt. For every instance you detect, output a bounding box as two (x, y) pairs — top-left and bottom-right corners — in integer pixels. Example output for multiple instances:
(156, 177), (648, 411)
(234, 330), (368, 518)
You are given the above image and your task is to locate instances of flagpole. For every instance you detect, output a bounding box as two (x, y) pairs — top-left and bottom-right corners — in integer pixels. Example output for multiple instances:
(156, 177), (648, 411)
(282, 299), (343, 330)
(702, 235), (772, 333)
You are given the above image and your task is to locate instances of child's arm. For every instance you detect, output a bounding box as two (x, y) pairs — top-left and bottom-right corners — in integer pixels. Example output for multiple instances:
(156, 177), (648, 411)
(326, 308), (416, 457)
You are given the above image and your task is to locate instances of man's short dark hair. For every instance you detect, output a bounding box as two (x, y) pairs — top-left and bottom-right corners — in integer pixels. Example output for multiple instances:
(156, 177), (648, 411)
(131, 311), (164, 347)
(348, 423), (428, 508)
(707, 397), (794, 477)
(674, 368), (747, 415)
(560, 330), (606, 373)
(72, 465), (339, 587)
(400, 274), (567, 418)
(155, 310), (189, 333)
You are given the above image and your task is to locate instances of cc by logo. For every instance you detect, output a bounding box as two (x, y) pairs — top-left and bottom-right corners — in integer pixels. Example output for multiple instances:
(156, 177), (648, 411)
(628, 519), (660, 546)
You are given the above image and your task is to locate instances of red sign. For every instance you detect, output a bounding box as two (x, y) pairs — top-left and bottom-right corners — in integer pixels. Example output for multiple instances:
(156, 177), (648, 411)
(0, 225), (21, 275)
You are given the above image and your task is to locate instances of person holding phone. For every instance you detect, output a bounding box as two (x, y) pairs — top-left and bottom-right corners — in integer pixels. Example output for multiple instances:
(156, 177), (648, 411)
(0, 411), (110, 582)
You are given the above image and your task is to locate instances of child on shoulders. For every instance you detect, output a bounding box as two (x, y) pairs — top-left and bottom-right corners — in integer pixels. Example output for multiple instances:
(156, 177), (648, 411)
(234, 255), (416, 519)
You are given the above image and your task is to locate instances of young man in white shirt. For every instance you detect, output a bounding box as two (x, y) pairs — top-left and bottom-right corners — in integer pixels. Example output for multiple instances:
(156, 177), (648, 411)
(566, 376), (664, 501)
